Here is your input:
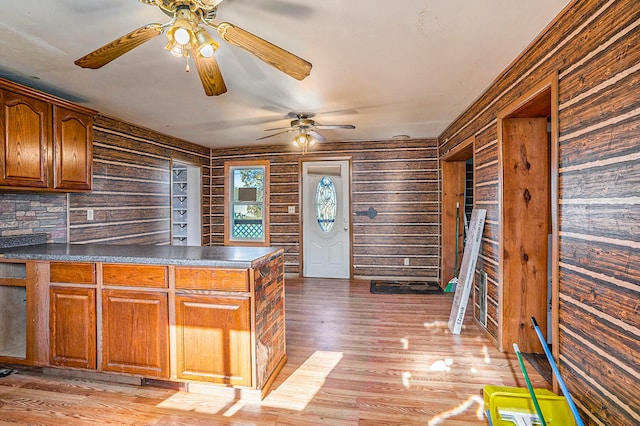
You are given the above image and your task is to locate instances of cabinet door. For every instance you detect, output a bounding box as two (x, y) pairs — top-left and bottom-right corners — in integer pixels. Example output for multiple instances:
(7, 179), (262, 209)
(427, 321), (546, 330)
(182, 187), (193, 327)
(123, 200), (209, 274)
(0, 90), (51, 188)
(176, 295), (251, 386)
(49, 287), (96, 369)
(53, 105), (92, 190)
(102, 289), (169, 378)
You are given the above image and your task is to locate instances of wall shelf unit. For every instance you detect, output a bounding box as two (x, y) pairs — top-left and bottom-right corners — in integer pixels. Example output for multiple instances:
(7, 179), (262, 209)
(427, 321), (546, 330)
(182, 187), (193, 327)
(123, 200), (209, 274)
(171, 161), (202, 246)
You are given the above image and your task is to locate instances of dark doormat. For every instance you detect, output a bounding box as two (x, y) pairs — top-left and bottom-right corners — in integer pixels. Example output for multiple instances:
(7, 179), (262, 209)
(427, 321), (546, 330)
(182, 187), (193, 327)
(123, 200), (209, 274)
(522, 352), (552, 384)
(0, 368), (16, 378)
(370, 280), (443, 295)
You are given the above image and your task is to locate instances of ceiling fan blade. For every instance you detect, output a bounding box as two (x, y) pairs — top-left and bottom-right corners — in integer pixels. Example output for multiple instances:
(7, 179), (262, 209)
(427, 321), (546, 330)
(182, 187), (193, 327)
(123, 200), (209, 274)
(256, 129), (296, 140)
(75, 24), (163, 69)
(308, 130), (326, 142)
(216, 22), (312, 80)
(263, 126), (294, 132)
(190, 49), (227, 96)
(314, 124), (356, 130)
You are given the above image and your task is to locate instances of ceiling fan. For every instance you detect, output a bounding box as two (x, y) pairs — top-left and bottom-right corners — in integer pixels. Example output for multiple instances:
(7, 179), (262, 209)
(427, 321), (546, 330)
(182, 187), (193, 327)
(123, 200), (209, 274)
(74, 0), (312, 96)
(258, 113), (355, 153)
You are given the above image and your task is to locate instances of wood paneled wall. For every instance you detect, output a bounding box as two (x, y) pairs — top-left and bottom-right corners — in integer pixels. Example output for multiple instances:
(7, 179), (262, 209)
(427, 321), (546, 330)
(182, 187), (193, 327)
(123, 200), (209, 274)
(68, 115), (210, 245)
(208, 138), (440, 280)
(438, 0), (639, 424)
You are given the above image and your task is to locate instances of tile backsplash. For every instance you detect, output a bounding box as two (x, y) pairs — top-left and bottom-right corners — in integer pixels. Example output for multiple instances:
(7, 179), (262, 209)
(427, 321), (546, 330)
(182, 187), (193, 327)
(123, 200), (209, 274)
(0, 193), (67, 242)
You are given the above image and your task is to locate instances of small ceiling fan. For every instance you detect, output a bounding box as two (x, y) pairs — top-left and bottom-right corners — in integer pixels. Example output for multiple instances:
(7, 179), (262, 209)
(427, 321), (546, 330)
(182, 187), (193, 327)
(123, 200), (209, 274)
(74, 0), (312, 96)
(258, 113), (355, 153)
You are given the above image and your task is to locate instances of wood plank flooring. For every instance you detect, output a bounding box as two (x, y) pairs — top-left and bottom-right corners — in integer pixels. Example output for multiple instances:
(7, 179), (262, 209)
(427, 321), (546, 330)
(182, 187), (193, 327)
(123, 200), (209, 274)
(0, 278), (551, 425)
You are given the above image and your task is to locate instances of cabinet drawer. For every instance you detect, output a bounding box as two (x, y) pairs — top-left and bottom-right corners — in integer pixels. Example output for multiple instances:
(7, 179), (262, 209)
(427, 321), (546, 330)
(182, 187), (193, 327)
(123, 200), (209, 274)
(175, 267), (248, 291)
(50, 262), (96, 284)
(103, 264), (168, 288)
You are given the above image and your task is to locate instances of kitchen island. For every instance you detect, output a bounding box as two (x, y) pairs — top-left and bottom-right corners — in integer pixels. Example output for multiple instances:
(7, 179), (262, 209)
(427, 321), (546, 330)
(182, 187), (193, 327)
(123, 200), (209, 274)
(0, 243), (285, 399)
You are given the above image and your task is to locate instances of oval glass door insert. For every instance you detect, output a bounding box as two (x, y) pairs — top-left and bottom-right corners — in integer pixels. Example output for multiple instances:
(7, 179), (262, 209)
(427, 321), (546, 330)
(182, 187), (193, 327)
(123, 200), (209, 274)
(315, 176), (337, 233)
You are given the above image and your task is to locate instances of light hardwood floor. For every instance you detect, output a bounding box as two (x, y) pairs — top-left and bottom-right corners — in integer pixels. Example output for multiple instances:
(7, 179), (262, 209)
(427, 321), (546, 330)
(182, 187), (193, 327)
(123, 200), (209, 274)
(0, 278), (550, 425)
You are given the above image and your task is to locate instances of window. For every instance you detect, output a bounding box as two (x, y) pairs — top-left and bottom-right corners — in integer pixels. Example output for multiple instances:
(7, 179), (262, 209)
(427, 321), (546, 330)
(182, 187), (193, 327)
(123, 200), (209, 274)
(315, 176), (337, 233)
(224, 160), (270, 246)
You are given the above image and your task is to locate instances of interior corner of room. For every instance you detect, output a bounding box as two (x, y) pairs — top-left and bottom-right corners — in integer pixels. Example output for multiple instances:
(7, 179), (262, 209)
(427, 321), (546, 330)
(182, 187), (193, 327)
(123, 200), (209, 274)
(0, 0), (638, 424)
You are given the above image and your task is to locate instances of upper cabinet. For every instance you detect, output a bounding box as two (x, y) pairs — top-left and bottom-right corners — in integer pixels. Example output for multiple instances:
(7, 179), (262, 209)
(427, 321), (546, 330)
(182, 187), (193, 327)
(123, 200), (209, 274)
(0, 90), (50, 189)
(53, 105), (93, 191)
(0, 78), (96, 192)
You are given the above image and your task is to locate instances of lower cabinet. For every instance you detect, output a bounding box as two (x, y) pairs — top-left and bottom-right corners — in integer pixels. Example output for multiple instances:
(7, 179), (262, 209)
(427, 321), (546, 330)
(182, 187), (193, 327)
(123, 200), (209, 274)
(175, 294), (252, 386)
(102, 289), (169, 378)
(49, 287), (96, 369)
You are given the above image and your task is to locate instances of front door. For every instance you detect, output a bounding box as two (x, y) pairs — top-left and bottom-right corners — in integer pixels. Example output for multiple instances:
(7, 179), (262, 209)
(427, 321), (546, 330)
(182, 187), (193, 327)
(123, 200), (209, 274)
(302, 160), (351, 278)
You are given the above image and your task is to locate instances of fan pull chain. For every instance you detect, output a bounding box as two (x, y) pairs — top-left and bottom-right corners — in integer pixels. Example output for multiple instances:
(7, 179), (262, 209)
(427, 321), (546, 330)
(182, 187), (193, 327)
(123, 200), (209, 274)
(185, 52), (190, 73)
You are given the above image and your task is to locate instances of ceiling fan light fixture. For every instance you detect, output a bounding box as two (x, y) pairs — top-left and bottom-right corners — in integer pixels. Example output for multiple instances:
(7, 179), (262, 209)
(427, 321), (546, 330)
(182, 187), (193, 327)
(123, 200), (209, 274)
(173, 26), (192, 45)
(194, 27), (218, 58)
(292, 132), (316, 153)
(165, 40), (188, 57)
(166, 5), (196, 47)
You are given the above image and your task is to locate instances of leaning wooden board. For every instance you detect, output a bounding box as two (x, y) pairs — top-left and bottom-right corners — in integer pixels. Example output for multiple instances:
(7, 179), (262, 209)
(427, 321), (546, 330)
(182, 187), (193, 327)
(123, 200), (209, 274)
(448, 208), (486, 334)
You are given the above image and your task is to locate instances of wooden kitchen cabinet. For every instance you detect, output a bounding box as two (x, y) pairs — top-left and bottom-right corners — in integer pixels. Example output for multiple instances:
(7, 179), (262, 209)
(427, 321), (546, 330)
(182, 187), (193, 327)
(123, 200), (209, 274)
(0, 78), (95, 192)
(53, 105), (93, 190)
(0, 89), (50, 188)
(1, 245), (285, 398)
(49, 287), (96, 369)
(175, 294), (252, 386)
(102, 289), (169, 378)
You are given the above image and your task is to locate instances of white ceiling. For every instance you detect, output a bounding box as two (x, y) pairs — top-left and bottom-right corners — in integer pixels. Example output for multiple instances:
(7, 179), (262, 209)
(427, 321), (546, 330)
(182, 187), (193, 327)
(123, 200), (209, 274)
(0, 0), (571, 149)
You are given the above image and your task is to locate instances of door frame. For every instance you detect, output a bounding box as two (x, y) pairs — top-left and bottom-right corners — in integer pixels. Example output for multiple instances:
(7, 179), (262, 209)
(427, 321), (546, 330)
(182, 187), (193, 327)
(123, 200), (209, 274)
(298, 156), (353, 278)
(440, 136), (475, 288)
(497, 73), (559, 359)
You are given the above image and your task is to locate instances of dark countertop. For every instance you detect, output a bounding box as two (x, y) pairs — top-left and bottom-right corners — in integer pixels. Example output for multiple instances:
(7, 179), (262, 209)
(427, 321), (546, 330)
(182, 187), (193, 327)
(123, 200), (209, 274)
(0, 233), (48, 248)
(0, 243), (283, 268)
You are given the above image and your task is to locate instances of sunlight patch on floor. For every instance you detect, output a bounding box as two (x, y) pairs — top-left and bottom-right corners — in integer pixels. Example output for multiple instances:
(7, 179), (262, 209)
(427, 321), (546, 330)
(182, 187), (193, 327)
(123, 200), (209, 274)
(427, 394), (485, 425)
(263, 350), (343, 411)
(429, 358), (454, 372)
(400, 337), (409, 349)
(401, 371), (412, 388)
(423, 320), (449, 328)
(482, 344), (492, 363)
(155, 391), (237, 414)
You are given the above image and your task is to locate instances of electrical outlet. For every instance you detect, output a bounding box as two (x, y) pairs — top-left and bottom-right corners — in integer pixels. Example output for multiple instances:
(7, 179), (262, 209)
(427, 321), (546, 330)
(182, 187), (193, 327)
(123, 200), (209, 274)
(87, 209), (94, 221)
(403, 257), (410, 266)
(288, 205), (296, 214)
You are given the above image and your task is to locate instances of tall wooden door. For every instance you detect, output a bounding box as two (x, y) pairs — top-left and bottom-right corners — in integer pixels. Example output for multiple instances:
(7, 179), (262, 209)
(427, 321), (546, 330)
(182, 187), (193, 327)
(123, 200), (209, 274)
(302, 160), (351, 279)
(501, 117), (550, 353)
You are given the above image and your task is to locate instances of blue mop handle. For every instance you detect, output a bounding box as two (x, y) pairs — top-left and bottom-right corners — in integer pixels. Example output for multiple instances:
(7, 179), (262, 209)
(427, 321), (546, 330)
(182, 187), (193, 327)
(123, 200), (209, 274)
(530, 317), (584, 426)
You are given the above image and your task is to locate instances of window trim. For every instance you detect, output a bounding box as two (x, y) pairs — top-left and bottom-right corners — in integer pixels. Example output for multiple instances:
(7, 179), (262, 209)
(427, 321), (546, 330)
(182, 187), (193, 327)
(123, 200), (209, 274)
(224, 160), (270, 246)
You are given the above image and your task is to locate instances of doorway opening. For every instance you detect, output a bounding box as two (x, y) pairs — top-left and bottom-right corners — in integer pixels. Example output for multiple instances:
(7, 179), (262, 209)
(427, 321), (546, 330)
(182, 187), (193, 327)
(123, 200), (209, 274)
(497, 73), (558, 354)
(440, 137), (474, 289)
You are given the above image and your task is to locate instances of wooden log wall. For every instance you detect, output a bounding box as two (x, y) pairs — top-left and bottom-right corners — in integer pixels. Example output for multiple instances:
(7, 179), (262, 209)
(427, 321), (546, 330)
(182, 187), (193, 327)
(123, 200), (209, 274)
(438, 0), (639, 424)
(207, 138), (440, 280)
(68, 115), (210, 245)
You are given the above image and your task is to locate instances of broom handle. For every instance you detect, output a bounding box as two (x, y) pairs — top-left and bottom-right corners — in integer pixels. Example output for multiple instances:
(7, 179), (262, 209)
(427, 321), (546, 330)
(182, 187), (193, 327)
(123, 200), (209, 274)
(454, 202), (459, 275)
(513, 343), (547, 426)
(530, 317), (584, 426)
